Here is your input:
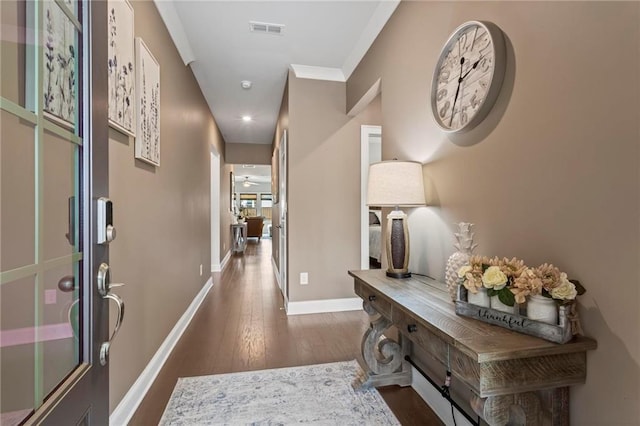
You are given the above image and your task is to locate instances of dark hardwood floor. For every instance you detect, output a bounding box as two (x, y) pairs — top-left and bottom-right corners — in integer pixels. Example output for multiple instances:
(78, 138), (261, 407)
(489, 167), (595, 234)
(129, 239), (442, 425)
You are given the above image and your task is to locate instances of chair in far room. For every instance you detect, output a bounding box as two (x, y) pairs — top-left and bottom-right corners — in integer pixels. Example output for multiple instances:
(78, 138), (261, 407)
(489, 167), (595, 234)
(245, 217), (264, 242)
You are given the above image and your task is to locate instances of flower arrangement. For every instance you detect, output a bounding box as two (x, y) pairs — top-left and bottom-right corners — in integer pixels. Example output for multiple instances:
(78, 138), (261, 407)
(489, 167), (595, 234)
(458, 257), (586, 307)
(512, 263), (586, 304)
(457, 256), (525, 307)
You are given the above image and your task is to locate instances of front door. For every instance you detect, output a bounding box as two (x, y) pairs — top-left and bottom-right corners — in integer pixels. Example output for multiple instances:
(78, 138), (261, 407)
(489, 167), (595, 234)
(1, 1), (113, 424)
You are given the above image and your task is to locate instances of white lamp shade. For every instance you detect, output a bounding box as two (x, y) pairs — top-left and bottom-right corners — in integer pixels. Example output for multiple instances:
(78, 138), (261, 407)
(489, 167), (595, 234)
(367, 160), (426, 207)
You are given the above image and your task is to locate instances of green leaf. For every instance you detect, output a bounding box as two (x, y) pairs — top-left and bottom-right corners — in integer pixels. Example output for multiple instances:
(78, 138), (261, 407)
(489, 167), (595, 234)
(482, 263), (490, 273)
(486, 288), (498, 297)
(498, 288), (516, 306)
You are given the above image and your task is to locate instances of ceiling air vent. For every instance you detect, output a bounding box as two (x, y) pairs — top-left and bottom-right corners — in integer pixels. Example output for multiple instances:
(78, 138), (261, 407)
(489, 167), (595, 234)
(249, 21), (285, 36)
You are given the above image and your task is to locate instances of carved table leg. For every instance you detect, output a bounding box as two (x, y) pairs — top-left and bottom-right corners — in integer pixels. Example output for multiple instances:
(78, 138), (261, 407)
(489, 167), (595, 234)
(353, 300), (412, 389)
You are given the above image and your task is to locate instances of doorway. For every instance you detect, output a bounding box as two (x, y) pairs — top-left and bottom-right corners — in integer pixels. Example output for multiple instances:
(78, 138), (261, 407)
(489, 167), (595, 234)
(232, 164), (273, 241)
(360, 125), (382, 270)
(211, 148), (221, 271)
(278, 130), (288, 303)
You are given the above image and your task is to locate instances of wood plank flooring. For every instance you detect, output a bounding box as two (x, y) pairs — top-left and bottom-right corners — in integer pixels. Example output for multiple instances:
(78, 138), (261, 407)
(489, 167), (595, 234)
(129, 240), (442, 425)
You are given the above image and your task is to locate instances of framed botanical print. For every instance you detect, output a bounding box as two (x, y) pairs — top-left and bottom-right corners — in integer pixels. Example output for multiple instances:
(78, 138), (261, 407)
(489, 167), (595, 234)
(271, 148), (279, 204)
(230, 172), (235, 212)
(108, 0), (135, 136)
(29, 0), (79, 129)
(134, 37), (160, 166)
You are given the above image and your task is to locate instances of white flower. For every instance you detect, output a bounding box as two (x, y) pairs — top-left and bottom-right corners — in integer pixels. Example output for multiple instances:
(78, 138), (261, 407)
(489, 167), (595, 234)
(482, 266), (508, 290)
(457, 265), (472, 278)
(550, 273), (577, 300)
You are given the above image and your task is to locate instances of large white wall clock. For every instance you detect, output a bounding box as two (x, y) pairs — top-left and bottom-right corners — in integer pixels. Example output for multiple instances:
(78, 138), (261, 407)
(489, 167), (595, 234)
(431, 21), (506, 133)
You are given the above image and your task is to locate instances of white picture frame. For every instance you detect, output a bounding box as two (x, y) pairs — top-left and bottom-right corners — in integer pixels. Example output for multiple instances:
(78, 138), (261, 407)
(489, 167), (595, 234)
(135, 38), (160, 166)
(29, 0), (78, 129)
(108, 0), (135, 136)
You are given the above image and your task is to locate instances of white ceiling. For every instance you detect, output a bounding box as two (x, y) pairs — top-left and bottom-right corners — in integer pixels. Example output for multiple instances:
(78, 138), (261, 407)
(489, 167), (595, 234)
(235, 164), (271, 184)
(155, 0), (399, 145)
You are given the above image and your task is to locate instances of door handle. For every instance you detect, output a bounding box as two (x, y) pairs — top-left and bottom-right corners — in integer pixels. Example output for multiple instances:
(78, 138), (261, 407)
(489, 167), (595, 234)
(97, 263), (125, 296)
(96, 263), (126, 366)
(100, 292), (125, 366)
(58, 275), (75, 292)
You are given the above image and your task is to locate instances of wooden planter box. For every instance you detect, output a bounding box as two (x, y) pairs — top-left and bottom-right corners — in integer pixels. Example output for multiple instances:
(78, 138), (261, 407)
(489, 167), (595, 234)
(455, 286), (574, 344)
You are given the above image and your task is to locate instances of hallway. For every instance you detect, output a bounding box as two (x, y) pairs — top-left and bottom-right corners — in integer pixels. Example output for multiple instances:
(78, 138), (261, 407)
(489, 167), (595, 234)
(129, 239), (439, 425)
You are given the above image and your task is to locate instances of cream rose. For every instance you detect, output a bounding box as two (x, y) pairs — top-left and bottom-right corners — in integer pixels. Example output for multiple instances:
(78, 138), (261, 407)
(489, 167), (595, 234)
(457, 265), (472, 278)
(550, 273), (577, 300)
(482, 266), (508, 290)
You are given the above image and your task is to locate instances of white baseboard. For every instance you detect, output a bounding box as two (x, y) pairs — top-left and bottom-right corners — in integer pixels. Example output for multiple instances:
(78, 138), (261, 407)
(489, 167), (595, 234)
(271, 257), (281, 288)
(109, 278), (213, 425)
(410, 366), (474, 426)
(271, 256), (289, 312)
(212, 250), (231, 272)
(286, 297), (362, 316)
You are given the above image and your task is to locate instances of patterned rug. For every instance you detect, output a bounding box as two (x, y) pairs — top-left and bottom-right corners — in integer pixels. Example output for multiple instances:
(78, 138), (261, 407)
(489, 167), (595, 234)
(159, 360), (400, 425)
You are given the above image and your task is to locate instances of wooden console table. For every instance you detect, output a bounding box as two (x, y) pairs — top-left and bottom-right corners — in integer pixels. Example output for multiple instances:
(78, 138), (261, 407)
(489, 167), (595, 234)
(349, 269), (597, 426)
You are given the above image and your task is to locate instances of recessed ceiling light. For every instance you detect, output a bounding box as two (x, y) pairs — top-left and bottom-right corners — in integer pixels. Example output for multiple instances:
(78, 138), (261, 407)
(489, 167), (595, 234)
(241, 80), (252, 90)
(242, 116), (252, 122)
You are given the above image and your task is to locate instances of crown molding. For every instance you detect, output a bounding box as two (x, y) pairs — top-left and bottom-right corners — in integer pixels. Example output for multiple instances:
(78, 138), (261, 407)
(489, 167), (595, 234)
(290, 64), (346, 82)
(153, 0), (196, 66)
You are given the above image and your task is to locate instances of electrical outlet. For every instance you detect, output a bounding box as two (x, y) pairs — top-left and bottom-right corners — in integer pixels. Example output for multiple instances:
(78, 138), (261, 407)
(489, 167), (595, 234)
(300, 272), (309, 285)
(199, 264), (203, 276)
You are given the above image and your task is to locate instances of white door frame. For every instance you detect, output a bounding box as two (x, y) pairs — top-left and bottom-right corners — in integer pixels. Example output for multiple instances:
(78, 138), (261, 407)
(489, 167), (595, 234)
(279, 130), (288, 304)
(360, 125), (382, 269)
(210, 147), (221, 272)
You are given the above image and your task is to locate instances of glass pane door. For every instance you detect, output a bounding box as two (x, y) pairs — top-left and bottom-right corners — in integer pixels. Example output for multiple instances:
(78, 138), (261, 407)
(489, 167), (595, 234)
(0, 1), (100, 423)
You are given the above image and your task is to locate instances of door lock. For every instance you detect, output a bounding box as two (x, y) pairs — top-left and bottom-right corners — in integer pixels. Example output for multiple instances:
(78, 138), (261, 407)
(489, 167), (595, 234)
(97, 197), (116, 244)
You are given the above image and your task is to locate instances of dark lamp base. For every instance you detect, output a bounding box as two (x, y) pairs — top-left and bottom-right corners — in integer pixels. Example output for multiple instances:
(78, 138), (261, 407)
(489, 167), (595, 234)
(386, 271), (411, 279)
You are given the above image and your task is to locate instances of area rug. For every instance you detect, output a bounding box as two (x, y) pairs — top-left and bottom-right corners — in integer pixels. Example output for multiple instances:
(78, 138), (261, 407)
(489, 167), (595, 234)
(159, 360), (400, 425)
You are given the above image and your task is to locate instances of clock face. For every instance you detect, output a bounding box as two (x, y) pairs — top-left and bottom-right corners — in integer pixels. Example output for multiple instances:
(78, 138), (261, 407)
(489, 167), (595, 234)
(431, 21), (506, 133)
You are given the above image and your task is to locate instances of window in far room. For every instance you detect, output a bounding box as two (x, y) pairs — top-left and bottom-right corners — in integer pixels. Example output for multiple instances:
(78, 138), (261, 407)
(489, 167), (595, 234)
(239, 193), (257, 217)
(261, 193), (272, 220)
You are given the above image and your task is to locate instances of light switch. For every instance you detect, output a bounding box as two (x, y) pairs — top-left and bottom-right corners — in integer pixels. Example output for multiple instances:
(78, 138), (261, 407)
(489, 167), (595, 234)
(300, 272), (309, 285)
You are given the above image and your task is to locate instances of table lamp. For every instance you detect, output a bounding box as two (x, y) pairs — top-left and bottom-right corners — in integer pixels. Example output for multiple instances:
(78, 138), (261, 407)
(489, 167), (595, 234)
(367, 160), (426, 278)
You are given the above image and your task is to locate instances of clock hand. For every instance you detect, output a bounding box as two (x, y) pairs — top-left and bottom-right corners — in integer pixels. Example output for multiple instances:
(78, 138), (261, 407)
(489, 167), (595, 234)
(449, 57), (465, 126)
(449, 56), (482, 127)
(460, 57), (482, 81)
(458, 56), (465, 80)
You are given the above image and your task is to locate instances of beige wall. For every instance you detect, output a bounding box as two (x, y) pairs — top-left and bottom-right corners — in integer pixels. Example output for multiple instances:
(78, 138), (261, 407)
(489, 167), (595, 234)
(286, 72), (382, 302)
(108, 1), (226, 411)
(226, 142), (271, 165)
(347, 1), (640, 423)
